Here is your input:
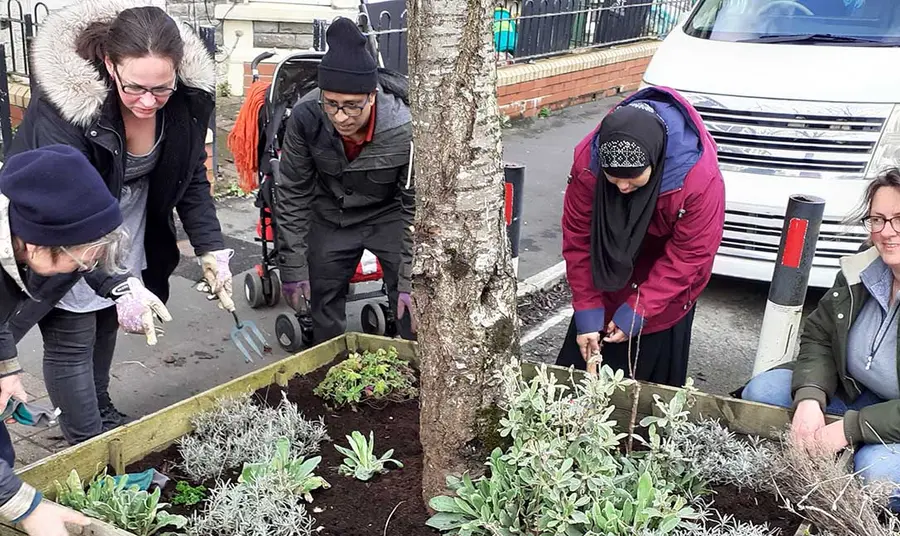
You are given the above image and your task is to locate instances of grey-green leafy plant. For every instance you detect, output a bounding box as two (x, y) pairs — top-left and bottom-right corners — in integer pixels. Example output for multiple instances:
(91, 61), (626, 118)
(426, 362), (703, 536)
(335, 430), (403, 481)
(55, 468), (186, 536)
(178, 391), (328, 481)
(187, 472), (317, 536)
(238, 436), (330, 502)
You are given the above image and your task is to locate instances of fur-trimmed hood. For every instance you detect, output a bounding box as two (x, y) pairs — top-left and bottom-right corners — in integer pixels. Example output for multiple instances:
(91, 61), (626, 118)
(30, 0), (216, 128)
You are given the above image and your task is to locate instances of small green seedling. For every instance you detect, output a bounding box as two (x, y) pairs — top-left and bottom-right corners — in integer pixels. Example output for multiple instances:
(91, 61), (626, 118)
(171, 481), (206, 506)
(335, 430), (403, 481)
(239, 436), (330, 502)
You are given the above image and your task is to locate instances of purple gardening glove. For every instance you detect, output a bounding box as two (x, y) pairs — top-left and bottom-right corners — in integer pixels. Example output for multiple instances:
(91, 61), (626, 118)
(397, 292), (417, 333)
(282, 281), (311, 312)
(110, 278), (172, 346)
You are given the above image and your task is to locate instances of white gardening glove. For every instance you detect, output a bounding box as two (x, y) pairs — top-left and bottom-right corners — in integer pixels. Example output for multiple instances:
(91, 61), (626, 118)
(198, 249), (234, 310)
(110, 277), (172, 346)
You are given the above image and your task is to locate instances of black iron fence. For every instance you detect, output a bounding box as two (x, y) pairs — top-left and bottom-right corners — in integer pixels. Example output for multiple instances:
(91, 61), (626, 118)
(0, 0), (49, 78)
(317, 0), (696, 75)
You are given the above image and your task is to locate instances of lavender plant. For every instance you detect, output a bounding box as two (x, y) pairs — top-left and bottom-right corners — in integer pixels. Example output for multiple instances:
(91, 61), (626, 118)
(426, 362), (702, 535)
(187, 472), (317, 536)
(178, 391), (328, 481)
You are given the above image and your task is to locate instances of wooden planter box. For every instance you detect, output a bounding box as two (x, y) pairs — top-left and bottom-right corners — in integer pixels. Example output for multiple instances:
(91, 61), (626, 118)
(0, 333), (811, 535)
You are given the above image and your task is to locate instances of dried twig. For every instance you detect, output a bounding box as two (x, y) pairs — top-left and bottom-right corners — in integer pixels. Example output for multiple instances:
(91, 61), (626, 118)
(626, 287), (643, 454)
(383, 500), (405, 536)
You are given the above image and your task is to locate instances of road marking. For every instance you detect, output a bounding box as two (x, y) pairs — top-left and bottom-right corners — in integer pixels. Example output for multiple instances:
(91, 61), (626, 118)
(521, 305), (573, 345)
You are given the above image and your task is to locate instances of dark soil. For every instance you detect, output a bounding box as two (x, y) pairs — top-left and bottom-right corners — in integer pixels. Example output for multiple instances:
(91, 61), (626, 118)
(127, 352), (802, 535)
(710, 483), (801, 534)
(127, 362), (435, 535)
(517, 280), (571, 329)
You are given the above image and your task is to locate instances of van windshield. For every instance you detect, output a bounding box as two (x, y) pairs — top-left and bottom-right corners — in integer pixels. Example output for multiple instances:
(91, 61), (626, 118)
(685, 0), (900, 45)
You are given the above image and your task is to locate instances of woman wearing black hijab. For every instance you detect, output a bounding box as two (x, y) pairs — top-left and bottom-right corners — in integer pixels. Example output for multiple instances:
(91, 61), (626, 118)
(556, 87), (725, 387)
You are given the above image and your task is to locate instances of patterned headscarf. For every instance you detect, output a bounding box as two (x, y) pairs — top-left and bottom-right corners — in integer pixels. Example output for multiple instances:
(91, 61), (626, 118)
(590, 102), (667, 291)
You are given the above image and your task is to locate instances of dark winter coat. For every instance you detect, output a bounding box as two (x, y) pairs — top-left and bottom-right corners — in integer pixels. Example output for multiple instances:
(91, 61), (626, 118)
(7, 0), (223, 322)
(275, 73), (414, 292)
(792, 246), (900, 445)
(0, 195), (43, 520)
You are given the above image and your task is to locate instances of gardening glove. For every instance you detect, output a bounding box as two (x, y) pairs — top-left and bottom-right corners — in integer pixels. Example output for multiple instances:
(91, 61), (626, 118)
(397, 292), (417, 333)
(1, 398), (58, 427)
(110, 277), (172, 346)
(112, 468), (169, 492)
(282, 281), (311, 312)
(199, 249), (234, 309)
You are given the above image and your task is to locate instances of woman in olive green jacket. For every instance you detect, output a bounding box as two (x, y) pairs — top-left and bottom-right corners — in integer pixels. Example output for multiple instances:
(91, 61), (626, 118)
(744, 167), (900, 509)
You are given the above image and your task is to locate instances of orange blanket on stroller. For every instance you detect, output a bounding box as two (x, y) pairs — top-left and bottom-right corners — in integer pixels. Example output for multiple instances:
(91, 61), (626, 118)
(227, 80), (269, 194)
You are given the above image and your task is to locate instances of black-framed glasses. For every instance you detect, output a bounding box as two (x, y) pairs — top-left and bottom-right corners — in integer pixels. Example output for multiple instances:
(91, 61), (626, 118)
(113, 65), (177, 97)
(319, 94), (370, 118)
(862, 215), (900, 233)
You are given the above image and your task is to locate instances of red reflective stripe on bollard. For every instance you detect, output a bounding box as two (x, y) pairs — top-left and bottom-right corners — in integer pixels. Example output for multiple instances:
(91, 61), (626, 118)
(504, 182), (514, 226)
(782, 218), (809, 269)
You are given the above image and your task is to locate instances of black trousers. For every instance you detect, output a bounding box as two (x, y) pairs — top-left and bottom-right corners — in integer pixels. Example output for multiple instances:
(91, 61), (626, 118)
(10, 306), (118, 445)
(308, 217), (413, 344)
(555, 306), (696, 387)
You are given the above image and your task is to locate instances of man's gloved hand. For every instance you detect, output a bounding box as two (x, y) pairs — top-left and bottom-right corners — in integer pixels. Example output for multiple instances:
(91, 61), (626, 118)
(110, 278), (172, 346)
(199, 249), (234, 309)
(397, 292), (417, 333)
(282, 281), (311, 312)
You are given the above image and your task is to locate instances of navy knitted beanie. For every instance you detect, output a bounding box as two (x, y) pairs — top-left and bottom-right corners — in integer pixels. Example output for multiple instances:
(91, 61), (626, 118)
(318, 17), (378, 94)
(0, 145), (122, 246)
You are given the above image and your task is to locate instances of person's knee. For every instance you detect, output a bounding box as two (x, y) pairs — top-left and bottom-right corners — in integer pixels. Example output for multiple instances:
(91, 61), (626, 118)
(855, 445), (900, 484)
(741, 368), (794, 408)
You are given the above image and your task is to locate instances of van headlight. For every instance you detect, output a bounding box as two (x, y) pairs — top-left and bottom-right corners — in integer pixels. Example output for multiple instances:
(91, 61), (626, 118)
(868, 105), (900, 179)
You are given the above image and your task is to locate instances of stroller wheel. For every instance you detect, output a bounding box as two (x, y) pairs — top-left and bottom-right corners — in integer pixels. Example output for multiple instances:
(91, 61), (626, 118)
(380, 303), (398, 338)
(265, 269), (282, 307)
(361, 303), (386, 336)
(275, 313), (305, 353)
(244, 272), (266, 309)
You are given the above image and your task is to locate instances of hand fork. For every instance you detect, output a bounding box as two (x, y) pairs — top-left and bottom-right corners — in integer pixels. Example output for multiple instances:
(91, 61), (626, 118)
(217, 290), (269, 363)
(196, 280), (269, 363)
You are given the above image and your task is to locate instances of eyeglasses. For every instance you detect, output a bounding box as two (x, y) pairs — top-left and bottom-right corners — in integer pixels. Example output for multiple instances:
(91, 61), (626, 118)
(862, 215), (900, 233)
(113, 65), (177, 97)
(60, 246), (99, 273)
(319, 95), (370, 118)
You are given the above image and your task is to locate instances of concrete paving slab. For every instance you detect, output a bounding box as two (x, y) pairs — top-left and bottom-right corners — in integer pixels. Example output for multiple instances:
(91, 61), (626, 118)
(12, 437), (53, 466)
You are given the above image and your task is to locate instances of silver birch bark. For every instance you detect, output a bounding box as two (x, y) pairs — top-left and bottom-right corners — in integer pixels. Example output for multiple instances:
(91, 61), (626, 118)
(406, 0), (520, 504)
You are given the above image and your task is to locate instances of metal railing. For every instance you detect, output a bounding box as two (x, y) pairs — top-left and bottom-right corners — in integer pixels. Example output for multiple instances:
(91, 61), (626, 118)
(314, 0), (696, 74)
(0, 0), (49, 78)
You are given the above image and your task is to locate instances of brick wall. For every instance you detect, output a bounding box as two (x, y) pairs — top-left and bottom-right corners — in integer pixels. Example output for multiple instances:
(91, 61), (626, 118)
(241, 40), (659, 119)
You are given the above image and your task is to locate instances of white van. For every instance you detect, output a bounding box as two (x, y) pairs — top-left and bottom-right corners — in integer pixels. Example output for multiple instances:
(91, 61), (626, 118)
(641, 0), (899, 288)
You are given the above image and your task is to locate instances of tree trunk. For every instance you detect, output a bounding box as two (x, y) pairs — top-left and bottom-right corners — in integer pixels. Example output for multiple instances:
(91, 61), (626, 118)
(407, 0), (519, 505)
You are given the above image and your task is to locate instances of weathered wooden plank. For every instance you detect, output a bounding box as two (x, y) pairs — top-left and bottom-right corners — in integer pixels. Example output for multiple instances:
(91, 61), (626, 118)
(13, 335), (349, 497)
(519, 362), (837, 440)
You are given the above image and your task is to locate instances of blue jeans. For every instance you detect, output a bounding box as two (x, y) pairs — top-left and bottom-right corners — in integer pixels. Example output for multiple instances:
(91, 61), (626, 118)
(744, 369), (900, 509)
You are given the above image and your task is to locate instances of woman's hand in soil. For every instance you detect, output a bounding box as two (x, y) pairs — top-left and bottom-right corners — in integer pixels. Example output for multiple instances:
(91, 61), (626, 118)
(19, 500), (89, 536)
(791, 399), (825, 444)
(602, 321), (628, 344)
(812, 420), (849, 453)
(576, 332), (601, 362)
(0, 372), (27, 410)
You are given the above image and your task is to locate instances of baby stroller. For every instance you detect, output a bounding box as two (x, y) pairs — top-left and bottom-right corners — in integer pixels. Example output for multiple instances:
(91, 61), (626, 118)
(239, 50), (398, 352)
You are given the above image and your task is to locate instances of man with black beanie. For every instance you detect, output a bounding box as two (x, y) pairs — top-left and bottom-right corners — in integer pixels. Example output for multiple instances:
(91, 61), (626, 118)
(276, 16), (416, 342)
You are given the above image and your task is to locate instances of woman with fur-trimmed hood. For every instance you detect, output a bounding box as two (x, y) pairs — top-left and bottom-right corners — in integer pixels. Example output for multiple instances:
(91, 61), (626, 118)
(7, 0), (233, 445)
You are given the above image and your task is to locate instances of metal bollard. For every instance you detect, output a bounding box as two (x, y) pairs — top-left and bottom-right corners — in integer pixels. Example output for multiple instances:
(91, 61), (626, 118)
(504, 163), (525, 277)
(752, 194), (826, 377)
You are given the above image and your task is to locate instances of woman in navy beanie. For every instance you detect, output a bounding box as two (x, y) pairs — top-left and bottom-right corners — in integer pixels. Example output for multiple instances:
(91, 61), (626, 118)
(0, 145), (130, 535)
(7, 1), (229, 445)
